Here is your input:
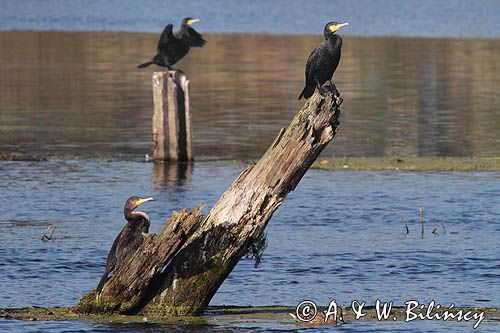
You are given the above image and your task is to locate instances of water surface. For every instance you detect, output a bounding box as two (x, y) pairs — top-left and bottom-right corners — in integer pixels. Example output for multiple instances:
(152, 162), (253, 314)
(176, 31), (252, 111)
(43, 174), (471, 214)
(0, 161), (499, 332)
(1, 31), (499, 159)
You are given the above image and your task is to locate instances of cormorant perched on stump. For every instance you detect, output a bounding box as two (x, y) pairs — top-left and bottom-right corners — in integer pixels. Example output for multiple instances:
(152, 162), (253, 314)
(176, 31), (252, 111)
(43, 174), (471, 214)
(298, 21), (348, 100)
(137, 17), (206, 70)
(96, 196), (154, 293)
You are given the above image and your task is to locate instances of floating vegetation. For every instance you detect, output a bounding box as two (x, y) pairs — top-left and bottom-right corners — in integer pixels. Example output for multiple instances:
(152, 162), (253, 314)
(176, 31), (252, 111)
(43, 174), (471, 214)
(313, 157), (500, 171)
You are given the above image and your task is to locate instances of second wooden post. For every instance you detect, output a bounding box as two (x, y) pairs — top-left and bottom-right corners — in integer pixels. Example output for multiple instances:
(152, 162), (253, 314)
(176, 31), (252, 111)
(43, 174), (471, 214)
(152, 71), (193, 162)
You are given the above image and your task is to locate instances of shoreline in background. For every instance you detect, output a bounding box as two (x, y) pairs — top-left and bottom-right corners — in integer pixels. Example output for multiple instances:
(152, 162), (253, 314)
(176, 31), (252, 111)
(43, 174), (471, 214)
(1, 0), (499, 39)
(1, 29), (500, 41)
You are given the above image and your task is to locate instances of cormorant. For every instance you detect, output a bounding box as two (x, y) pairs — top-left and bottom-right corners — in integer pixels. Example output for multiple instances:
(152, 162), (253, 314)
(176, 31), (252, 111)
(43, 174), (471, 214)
(298, 21), (348, 100)
(96, 196), (154, 293)
(137, 17), (206, 70)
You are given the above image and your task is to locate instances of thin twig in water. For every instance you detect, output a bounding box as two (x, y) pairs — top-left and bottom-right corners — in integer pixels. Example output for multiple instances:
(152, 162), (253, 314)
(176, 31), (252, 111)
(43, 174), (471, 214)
(397, 214), (410, 234)
(432, 223), (446, 234)
(419, 207), (424, 239)
(41, 224), (57, 242)
(420, 207), (424, 239)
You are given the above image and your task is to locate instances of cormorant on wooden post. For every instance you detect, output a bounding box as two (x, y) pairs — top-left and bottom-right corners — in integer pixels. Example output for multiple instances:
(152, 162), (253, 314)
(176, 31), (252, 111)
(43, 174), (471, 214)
(137, 17), (206, 70)
(96, 196), (154, 294)
(298, 21), (348, 100)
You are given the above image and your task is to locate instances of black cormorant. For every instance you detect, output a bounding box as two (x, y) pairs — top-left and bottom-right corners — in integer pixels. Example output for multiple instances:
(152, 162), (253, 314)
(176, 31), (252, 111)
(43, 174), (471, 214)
(96, 196), (154, 293)
(137, 17), (206, 70)
(298, 21), (348, 100)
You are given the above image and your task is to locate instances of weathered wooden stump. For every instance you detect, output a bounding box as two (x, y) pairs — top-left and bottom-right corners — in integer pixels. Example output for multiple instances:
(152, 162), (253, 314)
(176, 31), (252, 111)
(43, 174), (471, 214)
(145, 86), (342, 316)
(152, 71), (193, 162)
(74, 208), (203, 314)
(75, 86), (342, 317)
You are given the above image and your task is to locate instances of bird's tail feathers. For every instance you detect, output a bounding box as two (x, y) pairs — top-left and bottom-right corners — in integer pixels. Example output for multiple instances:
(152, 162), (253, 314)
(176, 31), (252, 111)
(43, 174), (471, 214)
(298, 84), (315, 100)
(137, 61), (154, 68)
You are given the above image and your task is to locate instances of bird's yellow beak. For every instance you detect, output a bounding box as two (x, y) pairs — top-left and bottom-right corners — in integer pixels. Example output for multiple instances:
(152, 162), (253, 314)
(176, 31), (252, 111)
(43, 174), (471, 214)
(330, 22), (349, 32)
(187, 18), (200, 26)
(135, 197), (154, 206)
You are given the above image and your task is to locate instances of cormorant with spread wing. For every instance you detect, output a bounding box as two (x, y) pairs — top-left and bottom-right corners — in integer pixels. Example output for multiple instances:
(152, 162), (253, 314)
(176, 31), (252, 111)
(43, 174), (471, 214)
(96, 196), (154, 293)
(298, 21), (348, 100)
(137, 17), (206, 70)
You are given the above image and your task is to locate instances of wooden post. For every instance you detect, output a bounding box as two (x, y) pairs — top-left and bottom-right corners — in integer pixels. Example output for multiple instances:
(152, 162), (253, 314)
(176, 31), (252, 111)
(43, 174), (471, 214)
(152, 71), (193, 162)
(75, 86), (342, 316)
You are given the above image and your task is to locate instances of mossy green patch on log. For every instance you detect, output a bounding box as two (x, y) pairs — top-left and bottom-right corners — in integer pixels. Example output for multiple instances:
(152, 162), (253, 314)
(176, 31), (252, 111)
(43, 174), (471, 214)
(73, 290), (120, 314)
(312, 157), (500, 171)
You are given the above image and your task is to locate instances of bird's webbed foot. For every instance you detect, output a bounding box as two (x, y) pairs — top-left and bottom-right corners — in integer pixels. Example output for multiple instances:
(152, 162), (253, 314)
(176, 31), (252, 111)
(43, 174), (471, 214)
(328, 80), (339, 96)
(168, 66), (184, 74)
(318, 81), (339, 97)
(317, 82), (329, 97)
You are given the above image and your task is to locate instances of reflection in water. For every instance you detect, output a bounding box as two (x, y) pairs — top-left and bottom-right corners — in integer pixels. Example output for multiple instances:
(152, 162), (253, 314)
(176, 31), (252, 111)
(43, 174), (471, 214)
(152, 162), (193, 189)
(0, 31), (499, 159)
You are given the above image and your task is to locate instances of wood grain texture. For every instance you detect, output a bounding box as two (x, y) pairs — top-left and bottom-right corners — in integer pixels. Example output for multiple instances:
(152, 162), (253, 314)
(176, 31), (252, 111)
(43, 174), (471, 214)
(152, 71), (192, 162)
(146, 86), (343, 315)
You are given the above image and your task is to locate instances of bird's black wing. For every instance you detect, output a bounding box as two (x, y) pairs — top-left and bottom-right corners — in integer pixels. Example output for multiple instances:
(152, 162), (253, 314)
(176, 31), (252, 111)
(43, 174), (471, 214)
(157, 24), (174, 52)
(142, 219), (150, 233)
(187, 27), (206, 47)
(298, 47), (320, 99)
(96, 231), (120, 293)
(305, 47), (319, 83)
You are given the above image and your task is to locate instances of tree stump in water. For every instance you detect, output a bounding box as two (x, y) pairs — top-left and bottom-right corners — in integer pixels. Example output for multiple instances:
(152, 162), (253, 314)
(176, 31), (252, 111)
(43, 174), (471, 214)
(152, 71), (193, 162)
(74, 208), (203, 314)
(74, 86), (343, 316)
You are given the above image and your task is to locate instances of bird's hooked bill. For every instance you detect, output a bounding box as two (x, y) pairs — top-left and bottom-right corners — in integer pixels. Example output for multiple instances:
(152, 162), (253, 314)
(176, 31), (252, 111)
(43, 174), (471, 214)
(135, 197), (155, 206)
(330, 22), (349, 32)
(187, 18), (200, 25)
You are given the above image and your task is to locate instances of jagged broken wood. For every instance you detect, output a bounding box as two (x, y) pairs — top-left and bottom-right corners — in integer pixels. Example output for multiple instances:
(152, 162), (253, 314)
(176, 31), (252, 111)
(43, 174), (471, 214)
(74, 208), (202, 314)
(75, 85), (342, 316)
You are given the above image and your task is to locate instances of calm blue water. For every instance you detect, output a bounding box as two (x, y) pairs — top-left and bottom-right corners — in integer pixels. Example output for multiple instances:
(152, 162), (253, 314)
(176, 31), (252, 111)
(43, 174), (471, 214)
(1, 0), (500, 38)
(0, 161), (499, 332)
